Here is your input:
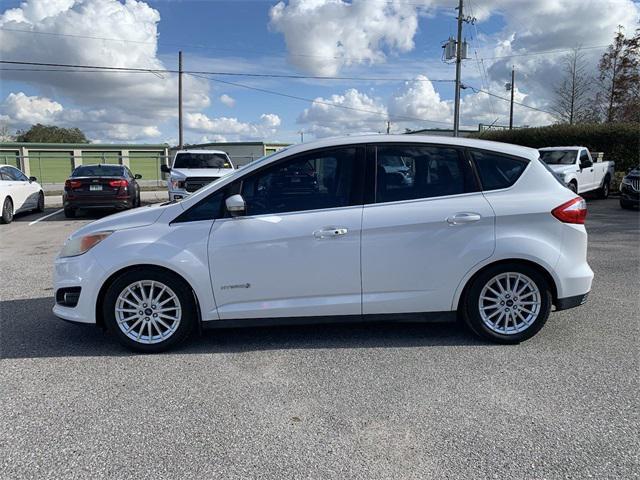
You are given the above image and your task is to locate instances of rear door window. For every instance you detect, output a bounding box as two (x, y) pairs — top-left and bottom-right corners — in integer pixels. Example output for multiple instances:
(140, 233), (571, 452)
(469, 150), (529, 191)
(374, 144), (477, 203)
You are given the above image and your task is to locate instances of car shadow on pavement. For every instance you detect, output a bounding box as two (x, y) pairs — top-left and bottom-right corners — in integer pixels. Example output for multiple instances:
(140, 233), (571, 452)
(0, 297), (485, 359)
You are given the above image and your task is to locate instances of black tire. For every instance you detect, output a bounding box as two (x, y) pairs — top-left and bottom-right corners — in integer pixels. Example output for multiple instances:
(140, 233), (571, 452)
(461, 263), (553, 344)
(620, 199), (634, 210)
(598, 176), (610, 199)
(64, 207), (75, 218)
(36, 191), (45, 212)
(102, 268), (196, 353)
(568, 181), (578, 194)
(1, 197), (14, 224)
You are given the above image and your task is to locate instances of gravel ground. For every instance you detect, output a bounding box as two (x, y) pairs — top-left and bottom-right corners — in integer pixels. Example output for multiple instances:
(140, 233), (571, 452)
(1, 198), (638, 479)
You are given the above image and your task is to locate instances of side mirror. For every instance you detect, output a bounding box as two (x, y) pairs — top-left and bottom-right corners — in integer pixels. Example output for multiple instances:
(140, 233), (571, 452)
(225, 194), (246, 217)
(160, 164), (171, 173)
(134, 174), (142, 179)
(29, 176), (37, 182)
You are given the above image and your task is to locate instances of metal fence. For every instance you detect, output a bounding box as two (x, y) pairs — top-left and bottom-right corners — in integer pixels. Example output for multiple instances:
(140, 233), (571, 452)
(0, 152), (268, 188)
(0, 154), (171, 187)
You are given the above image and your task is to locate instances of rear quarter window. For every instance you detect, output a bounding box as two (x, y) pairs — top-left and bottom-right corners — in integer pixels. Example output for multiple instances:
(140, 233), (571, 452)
(469, 150), (529, 191)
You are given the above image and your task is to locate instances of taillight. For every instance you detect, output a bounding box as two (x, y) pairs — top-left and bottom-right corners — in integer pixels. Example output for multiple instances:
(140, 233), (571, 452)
(552, 197), (587, 224)
(108, 179), (128, 188)
(65, 179), (82, 189)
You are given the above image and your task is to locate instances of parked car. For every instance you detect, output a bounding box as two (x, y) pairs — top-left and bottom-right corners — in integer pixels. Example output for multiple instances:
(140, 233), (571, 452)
(53, 135), (593, 352)
(0, 164), (44, 224)
(619, 166), (639, 209)
(63, 164), (142, 218)
(539, 147), (614, 197)
(161, 150), (235, 201)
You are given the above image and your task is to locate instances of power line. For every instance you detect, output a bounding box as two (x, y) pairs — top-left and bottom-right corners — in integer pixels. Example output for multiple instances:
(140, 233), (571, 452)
(482, 44), (609, 61)
(468, 86), (559, 118)
(189, 72), (454, 127)
(0, 59), (454, 83)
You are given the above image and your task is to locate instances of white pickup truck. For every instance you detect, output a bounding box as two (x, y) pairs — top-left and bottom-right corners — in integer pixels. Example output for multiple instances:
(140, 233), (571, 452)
(161, 149), (235, 201)
(539, 146), (615, 198)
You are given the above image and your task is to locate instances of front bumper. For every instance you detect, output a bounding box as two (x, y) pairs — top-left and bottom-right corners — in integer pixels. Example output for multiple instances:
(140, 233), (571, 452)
(53, 251), (106, 324)
(168, 189), (189, 202)
(620, 184), (639, 205)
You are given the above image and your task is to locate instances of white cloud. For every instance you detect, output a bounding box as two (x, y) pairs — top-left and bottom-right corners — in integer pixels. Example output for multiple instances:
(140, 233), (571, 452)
(0, 0), (210, 142)
(269, 0), (421, 76)
(388, 75), (452, 125)
(185, 112), (282, 142)
(1, 92), (163, 141)
(297, 88), (388, 137)
(219, 94), (236, 108)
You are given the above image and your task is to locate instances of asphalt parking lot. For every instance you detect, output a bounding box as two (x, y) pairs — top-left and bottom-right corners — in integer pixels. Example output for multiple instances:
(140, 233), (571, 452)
(1, 199), (638, 479)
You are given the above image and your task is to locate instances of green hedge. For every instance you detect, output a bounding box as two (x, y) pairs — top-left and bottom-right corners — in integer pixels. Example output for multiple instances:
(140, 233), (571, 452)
(472, 123), (640, 172)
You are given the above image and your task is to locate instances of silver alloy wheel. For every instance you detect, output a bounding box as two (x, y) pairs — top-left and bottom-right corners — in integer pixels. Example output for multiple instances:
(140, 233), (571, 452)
(478, 272), (541, 335)
(115, 280), (182, 344)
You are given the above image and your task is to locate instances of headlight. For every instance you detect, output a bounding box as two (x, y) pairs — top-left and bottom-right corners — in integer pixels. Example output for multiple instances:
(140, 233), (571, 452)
(59, 231), (112, 258)
(170, 178), (184, 189)
(621, 177), (632, 186)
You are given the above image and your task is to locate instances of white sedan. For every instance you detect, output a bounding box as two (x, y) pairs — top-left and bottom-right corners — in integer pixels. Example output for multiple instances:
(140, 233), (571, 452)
(0, 164), (45, 223)
(53, 135), (593, 352)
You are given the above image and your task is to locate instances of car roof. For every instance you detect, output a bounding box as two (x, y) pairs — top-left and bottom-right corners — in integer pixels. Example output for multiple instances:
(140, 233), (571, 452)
(539, 146), (583, 151)
(75, 164), (124, 168)
(278, 134), (541, 161)
(176, 149), (228, 155)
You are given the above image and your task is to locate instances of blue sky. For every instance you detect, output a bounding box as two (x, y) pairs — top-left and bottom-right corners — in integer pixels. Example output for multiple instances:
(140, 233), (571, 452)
(0, 0), (637, 144)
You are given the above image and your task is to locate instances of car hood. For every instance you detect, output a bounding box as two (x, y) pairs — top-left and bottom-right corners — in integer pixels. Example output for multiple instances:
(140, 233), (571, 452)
(547, 164), (576, 175)
(170, 168), (234, 179)
(70, 203), (167, 238)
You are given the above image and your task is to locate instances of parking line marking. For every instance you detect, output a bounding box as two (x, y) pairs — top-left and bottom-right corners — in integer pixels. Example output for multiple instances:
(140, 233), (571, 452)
(29, 208), (64, 226)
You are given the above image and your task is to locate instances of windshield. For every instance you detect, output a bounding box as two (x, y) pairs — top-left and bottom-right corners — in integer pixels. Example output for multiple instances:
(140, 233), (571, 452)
(173, 153), (232, 169)
(72, 165), (124, 177)
(539, 150), (577, 165)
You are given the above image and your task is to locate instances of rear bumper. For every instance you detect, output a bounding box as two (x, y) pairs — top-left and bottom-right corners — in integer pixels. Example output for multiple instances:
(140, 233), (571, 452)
(555, 292), (589, 311)
(64, 197), (133, 210)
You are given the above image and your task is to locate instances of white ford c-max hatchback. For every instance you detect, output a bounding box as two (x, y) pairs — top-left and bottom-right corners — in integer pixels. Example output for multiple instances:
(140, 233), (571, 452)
(53, 135), (593, 352)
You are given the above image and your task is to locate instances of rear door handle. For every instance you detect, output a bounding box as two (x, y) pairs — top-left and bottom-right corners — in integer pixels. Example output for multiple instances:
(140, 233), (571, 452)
(313, 227), (348, 239)
(446, 213), (481, 225)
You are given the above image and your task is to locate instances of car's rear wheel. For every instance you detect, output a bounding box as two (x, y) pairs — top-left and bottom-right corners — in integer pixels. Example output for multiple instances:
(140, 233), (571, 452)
(568, 181), (578, 193)
(36, 191), (45, 212)
(1, 197), (14, 224)
(64, 207), (75, 218)
(102, 269), (196, 352)
(461, 263), (552, 344)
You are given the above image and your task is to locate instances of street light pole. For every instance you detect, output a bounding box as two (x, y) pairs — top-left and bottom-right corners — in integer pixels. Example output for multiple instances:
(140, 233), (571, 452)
(178, 51), (183, 149)
(509, 66), (515, 130)
(453, 0), (464, 137)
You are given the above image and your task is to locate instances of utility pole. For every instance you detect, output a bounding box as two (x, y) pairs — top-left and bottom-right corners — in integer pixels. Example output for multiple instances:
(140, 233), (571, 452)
(453, 0), (464, 137)
(509, 66), (515, 130)
(386, 120), (391, 134)
(178, 50), (183, 149)
(298, 130), (304, 143)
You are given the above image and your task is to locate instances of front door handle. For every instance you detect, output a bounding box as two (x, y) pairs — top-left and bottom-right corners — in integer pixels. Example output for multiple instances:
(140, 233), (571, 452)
(446, 213), (481, 225)
(313, 227), (348, 239)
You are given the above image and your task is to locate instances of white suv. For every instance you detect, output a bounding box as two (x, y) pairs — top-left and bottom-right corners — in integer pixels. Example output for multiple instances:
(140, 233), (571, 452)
(53, 135), (593, 352)
(162, 149), (235, 201)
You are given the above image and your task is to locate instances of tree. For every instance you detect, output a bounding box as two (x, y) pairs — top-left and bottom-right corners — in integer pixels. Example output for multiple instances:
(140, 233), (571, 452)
(15, 124), (89, 143)
(595, 26), (640, 123)
(552, 47), (592, 124)
(0, 122), (14, 142)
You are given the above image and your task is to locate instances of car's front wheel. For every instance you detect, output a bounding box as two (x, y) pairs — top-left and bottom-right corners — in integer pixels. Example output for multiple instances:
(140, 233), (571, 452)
(461, 263), (552, 344)
(102, 268), (196, 352)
